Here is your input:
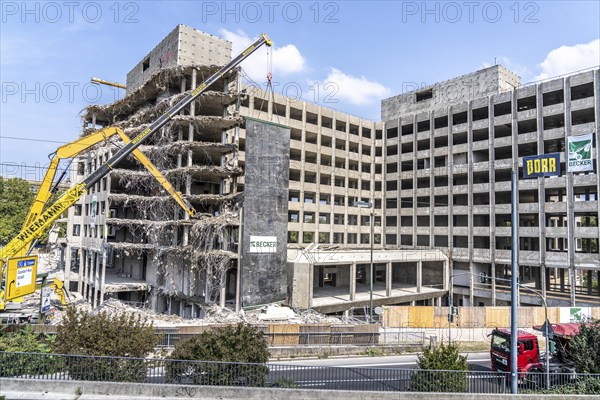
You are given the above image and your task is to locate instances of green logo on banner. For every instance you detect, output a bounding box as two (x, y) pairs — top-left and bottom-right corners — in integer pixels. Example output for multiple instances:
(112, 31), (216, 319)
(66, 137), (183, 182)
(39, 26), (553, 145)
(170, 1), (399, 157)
(567, 134), (594, 172)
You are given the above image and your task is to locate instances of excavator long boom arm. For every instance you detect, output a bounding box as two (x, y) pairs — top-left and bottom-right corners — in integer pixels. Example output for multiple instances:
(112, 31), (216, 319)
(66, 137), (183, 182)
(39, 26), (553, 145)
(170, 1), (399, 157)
(0, 32), (272, 264)
(16, 126), (196, 259)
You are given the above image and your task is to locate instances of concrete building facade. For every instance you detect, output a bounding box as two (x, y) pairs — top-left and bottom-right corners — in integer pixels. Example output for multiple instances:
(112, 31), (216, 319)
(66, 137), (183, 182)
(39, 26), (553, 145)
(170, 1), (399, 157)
(381, 66), (600, 307)
(63, 25), (599, 315)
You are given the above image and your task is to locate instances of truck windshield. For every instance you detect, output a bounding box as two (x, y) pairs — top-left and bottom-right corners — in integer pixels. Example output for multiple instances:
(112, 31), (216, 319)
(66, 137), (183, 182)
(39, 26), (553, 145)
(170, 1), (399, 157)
(491, 334), (510, 354)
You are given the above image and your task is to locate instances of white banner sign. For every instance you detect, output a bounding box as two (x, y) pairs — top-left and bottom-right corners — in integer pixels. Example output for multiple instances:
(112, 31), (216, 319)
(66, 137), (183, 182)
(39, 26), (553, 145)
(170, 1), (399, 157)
(41, 286), (52, 314)
(90, 195), (97, 228)
(249, 236), (277, 253)
(567, 133), (594, 172)
(559, 307), (592, 323)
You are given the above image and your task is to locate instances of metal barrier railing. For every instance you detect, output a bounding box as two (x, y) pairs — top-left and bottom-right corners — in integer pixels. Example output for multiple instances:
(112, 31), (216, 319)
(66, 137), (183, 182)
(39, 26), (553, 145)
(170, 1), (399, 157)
(0, 351), (507, 393)
(2, 351), (599, 393)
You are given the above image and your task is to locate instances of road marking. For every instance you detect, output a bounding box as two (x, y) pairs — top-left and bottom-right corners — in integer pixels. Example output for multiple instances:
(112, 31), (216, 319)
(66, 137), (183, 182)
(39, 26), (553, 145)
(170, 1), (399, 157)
(270, 358), (490, 370)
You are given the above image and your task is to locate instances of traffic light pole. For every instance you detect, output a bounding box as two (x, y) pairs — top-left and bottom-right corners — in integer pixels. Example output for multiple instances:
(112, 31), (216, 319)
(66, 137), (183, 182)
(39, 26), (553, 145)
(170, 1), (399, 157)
(510, 170), (519, 394)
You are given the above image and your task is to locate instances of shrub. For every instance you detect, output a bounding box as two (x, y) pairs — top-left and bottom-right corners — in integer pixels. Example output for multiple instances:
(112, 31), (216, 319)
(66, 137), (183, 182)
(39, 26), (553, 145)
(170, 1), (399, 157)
(0, 325), (59, 377)
(53, 307), (158, 382)
(409, 343), (468, 392)
(0, 325), (54, 353)
(524, 377), (600, 394)
(271, 377), (298, 388)
(165, 323), (270, 386)
(570, 318), (600, 373)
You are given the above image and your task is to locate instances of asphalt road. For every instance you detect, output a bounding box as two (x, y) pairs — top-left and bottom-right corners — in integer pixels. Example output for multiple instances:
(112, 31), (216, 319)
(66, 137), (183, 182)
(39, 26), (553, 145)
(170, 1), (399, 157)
(266, 353), (506, 392)
(270, 352), (492, 370)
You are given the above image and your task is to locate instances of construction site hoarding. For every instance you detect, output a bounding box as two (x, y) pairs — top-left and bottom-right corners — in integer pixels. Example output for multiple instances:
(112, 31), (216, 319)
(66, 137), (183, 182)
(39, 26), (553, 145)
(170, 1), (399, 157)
(241, 118), (290, 307)
(382, 306), (600, 329)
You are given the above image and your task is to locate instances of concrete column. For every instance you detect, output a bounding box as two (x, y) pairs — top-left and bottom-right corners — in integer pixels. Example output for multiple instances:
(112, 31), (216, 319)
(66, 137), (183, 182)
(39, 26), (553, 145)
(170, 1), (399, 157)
(417, 260), (422, 293)
(536, 82), (547, 303)
(564, 76), (576, 306)
(488, 95), (497, 307)
(85, 253), (92, 302)
(447, 107), (454, 283)
(77, 249), (84, 294)
(468, 261), (475, 306)
(89, 253), (95, 307)
(467, 100), (474, 307)
(92, 253), (98, 307)
(183, 71), (195, 247)
(220, 270), (226, 308)
(442, 259), (448, 290)
(350, 262), (356, 301)
(386, 261), (392, 297)
(541, 264), (547, 300)
(95, 252), (101, 307)
(308, 264), (314, 308)
(99, 248), (107, 305)
(412, 114), (417, 246)
(90, 253), (95, 306)
(81, 251), (88, 299)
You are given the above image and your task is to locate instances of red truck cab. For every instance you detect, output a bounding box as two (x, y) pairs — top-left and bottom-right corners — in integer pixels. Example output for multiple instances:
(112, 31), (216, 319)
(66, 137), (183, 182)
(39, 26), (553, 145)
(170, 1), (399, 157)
(490, 328), (541, 373)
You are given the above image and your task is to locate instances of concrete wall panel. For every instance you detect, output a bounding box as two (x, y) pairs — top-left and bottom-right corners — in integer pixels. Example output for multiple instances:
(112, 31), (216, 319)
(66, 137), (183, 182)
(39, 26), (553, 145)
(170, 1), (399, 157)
(241, 118), (290, 307)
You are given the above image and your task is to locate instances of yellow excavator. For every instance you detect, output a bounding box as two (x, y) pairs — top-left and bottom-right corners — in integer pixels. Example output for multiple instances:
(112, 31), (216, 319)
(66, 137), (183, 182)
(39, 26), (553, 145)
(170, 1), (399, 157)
(0, 126), (197, 313)
(0, 33), (272, 318)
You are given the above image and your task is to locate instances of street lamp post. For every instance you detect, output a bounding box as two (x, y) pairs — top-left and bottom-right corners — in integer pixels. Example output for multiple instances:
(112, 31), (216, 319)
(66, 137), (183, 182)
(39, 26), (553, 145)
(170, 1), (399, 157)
(369, 205), (374, 323)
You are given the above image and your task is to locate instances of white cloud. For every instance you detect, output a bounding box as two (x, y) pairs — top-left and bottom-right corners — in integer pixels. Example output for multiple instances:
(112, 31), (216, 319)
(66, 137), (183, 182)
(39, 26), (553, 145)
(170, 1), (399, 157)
(534, 39), (600, 81)
(321, 68), (390, 106)
(219, 29), (305, 83)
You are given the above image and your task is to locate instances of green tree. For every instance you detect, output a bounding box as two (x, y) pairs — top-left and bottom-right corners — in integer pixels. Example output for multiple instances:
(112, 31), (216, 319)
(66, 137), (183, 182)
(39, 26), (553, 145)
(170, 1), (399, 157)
(166, 323), (270, 386)
(409, 343), (469, 392)
(0, 324), (54, 353)
(570, 318), (600, 373)
(53, 307), (159, 382)
(0, 177), (66, 246)
(0, 177), (33, 245)
(0, 324), (57, 377)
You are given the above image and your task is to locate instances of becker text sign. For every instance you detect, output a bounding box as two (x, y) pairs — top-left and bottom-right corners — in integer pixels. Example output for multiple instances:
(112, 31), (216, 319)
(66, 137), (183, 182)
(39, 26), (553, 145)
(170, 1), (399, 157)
(249, 236), (277, 253)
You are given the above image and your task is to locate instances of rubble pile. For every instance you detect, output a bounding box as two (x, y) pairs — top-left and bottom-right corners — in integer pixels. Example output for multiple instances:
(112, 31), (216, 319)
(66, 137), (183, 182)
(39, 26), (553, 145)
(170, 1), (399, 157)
(43, 297), (351, 328)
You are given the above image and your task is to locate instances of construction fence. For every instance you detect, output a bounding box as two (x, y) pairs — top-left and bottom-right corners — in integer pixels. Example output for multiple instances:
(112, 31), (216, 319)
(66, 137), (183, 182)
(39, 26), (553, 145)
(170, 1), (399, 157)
(156, 324), (382, 347)
(381, 306), (600, 329)
(33, 324), (389, 347)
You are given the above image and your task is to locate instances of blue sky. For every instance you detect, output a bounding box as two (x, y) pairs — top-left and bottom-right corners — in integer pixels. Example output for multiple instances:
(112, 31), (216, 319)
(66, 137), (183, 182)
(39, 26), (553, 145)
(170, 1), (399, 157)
(1, 1), (599, 179)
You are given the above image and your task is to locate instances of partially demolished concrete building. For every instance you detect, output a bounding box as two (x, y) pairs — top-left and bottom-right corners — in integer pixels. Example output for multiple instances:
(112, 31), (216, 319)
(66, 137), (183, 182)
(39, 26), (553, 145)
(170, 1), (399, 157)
(65, 26), (242, 317)
(64, 25), (448, 316)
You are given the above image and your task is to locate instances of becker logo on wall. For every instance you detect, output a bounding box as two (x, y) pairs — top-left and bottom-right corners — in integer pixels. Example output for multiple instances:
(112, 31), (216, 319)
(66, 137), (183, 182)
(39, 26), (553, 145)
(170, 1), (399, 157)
(567, 133), (595, 172)
(249, 236), (277, 254)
